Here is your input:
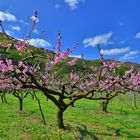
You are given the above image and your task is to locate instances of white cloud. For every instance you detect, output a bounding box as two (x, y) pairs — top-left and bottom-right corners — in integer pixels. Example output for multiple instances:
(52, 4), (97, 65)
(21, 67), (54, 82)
(19, 19), (29, 25)
(33, 29), (39, 34)
(19, 19), (24, 23)
(120, 54), (139, 60)
(64, 0), (85, 10)
(31, 15), (39, 23)
(5, 30), (14, 36)
(0, 11), (16, 21)
(123, 51), (139, 58)
(135, 32), (140, 39)
(29, 38), (51, 48)
(55, 4), (61, 9)
(10, 25), (21, 31)
(101, 47), (130, 55)
(83, 31), (113, 47)
(69, 55), (82, 58)
(120, 41), (125, 44)
(118, 22), (124, 27)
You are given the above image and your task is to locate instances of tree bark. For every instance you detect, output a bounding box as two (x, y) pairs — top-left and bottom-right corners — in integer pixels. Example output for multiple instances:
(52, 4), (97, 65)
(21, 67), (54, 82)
(57, 109), (65, 129)
(19, 98), (23, 111)
(70, 98), (75, 107)
(101, 100), (109, 112)
(1, 95), (4, 103)
(3, 94), (7, 103)
(134, 93), (138, 109)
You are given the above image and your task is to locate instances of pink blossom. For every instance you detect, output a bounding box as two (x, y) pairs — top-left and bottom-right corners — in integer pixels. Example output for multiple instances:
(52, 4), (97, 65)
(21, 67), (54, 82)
(50, 33), (73, 65)
(0, 59), (14, 73)
(67, 57), (78, 66)
(18, 61), (23, 68)
(108, 61), (122, 69)
(0, 43), (12, 48)
(15, 40), (29, 51)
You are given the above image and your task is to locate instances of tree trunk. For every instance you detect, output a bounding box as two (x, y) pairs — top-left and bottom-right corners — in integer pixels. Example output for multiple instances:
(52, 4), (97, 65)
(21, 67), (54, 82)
(57, 109), (65, 129)
(70, 98), (75, 107)
(1, 95), (4, 103)
(3, 94), (7, 103)
(134, 93), (138, 109)
(19, 98), (23, 111)
(70, 102), (75, 107)
(101, 100), (109, 112)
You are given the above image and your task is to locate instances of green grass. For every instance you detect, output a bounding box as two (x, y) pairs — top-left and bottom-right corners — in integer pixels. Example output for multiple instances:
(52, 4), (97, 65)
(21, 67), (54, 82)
(0, 93), (140, 139)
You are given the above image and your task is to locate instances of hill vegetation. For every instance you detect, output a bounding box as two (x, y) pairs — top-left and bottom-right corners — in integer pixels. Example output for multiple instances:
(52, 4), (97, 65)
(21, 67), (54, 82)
(0, 32), (139, 75)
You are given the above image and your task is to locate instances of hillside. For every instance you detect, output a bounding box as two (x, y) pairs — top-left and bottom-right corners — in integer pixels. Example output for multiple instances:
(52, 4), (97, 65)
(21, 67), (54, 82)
(0, 32), (50, 70)
(0, 33), (140, 75)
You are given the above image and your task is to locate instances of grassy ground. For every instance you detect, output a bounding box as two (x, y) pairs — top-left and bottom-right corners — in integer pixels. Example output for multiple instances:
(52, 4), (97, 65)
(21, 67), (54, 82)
(0, 93), (140, 140)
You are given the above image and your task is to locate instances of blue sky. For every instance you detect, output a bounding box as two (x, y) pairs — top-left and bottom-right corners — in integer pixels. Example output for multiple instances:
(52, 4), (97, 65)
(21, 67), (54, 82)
(0, 0), (140, 63)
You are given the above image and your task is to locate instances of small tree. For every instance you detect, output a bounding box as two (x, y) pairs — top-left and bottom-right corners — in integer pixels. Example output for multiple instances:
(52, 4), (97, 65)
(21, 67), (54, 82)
(10, 78), (29, 111)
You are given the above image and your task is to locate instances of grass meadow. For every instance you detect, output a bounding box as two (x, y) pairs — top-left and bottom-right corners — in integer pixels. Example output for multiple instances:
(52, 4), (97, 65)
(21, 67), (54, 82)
(0, 93), (140, 140)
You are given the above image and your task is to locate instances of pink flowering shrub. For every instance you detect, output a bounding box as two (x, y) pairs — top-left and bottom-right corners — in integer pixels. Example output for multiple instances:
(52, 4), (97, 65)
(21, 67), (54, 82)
(0, 59), (14, 73)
